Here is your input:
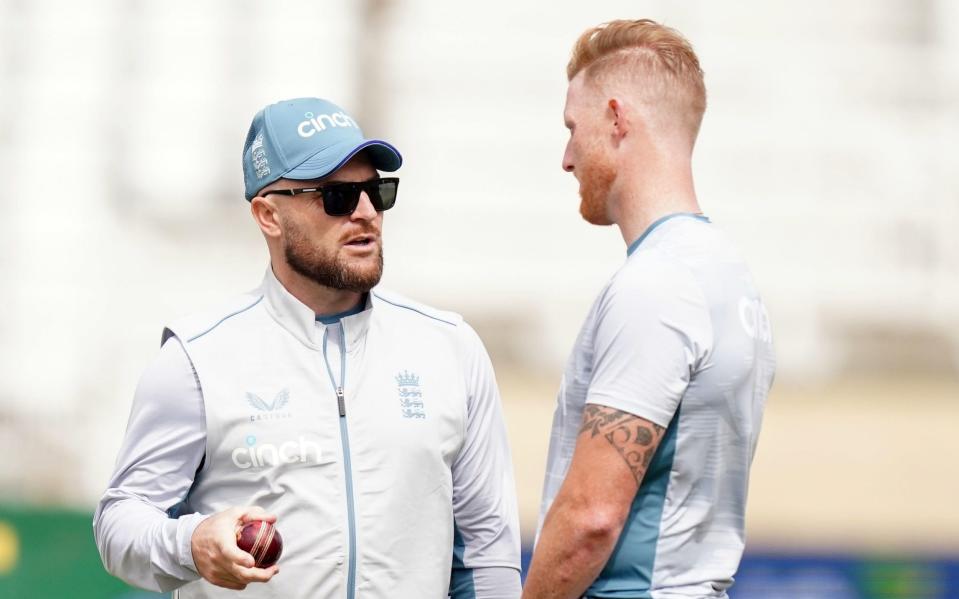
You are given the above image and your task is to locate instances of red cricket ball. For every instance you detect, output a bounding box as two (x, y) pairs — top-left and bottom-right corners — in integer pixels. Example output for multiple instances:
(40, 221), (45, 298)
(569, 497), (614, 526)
(236, 520), (283, 568)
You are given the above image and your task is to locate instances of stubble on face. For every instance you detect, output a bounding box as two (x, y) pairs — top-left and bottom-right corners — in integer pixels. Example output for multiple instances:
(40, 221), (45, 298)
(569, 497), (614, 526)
(565, 75), (617, 227)
(283, 218), (384, 293)
(577, 138), (616, 226)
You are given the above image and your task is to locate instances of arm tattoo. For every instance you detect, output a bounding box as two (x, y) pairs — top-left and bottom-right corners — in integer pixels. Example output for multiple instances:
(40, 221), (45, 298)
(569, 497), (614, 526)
(579, 405), (665, 485)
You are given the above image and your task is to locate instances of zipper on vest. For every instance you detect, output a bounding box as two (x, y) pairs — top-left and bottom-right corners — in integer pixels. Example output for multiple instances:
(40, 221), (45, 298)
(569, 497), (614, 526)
(322, 326), (357, 599)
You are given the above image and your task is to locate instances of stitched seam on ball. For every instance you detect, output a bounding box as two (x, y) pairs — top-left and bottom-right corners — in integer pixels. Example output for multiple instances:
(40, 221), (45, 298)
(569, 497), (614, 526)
(252, 525), (267, 562)
(260, 525), (275, 563)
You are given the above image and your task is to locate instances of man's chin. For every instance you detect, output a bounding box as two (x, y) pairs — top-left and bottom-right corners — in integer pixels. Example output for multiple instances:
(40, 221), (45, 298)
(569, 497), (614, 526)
(285, 252), (383, 293)
(579, 199), (614, 226)
(329, 262), (380, 293)
(352, 273), (383, 293)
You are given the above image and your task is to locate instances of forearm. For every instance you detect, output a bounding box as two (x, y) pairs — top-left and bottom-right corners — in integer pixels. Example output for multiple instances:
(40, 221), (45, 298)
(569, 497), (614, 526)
(522, 504), (621, 599)
(94, 490), (208, 592)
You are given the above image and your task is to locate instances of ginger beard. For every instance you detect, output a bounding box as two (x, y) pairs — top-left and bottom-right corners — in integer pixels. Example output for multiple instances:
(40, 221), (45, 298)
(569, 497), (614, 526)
(577, 138), (616, 226)
(283, 220), (383, 293)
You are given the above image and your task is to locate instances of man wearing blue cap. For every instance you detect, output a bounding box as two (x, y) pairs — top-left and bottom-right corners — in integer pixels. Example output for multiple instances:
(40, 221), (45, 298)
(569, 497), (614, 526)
(94, 98), (522, 598)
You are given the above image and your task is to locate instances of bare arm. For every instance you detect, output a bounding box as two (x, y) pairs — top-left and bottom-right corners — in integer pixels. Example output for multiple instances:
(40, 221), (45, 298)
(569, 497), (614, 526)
(522, 405), (665, 599)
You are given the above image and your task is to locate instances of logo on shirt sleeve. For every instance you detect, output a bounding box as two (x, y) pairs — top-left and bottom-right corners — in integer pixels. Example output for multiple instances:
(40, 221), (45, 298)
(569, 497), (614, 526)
(395, 370), (426, 419)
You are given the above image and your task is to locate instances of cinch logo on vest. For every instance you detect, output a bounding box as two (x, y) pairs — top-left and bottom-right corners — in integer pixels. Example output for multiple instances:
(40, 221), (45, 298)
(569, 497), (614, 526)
(296, 111), (358, 138)
(231, 435), (323, 469)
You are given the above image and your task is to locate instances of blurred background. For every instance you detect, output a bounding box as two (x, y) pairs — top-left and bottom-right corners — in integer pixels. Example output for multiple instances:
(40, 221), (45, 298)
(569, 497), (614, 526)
(1, 0), (958, 597)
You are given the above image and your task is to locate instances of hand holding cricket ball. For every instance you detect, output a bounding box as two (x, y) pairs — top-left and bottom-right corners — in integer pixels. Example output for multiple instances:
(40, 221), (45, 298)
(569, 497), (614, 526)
(191, 506), (282, 590)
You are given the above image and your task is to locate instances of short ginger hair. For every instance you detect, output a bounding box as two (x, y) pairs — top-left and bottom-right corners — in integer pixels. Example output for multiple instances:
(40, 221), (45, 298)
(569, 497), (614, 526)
(568, 19), (707, 141)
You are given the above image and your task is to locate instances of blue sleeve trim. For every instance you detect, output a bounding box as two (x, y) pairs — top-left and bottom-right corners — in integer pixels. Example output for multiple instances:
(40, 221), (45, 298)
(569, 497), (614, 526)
(450, 523), (477, 599)
(186, 295), (264, 342)
(372, 292), (458, 327)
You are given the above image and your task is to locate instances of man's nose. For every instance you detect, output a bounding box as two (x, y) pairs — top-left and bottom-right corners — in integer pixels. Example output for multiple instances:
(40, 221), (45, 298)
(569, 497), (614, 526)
(350, 191), (377, 221)
(562, 143), (575, 172)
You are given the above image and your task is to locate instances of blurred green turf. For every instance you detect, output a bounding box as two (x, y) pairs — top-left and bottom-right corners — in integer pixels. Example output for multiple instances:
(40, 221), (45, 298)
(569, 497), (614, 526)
(0, 504), (163, 599)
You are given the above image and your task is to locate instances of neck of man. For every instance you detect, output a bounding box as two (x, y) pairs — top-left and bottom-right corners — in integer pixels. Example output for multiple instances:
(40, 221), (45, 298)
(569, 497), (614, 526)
(610, 153), (701, 248)
(270, 258), (364, 318)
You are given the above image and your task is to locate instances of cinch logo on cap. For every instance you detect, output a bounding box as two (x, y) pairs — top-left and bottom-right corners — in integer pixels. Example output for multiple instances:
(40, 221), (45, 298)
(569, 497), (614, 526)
(296, 111), (359, 138)
(242, 97), (402, 201)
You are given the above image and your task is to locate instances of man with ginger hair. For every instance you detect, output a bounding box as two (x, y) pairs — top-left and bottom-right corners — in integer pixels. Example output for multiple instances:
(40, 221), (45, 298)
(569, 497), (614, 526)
(523, 20), (775, 599)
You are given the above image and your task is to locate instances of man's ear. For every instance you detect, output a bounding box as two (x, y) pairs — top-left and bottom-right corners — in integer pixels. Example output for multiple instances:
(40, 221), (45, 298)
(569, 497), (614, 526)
(250, 195), (283, 239)
(608, 98), (629, 143)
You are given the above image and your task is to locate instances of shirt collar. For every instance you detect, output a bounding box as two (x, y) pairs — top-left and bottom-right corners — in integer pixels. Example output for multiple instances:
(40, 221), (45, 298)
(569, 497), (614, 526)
(316, 296), (367, 325)
(261, 267), (373, 350)
(626, 212), (710, 257)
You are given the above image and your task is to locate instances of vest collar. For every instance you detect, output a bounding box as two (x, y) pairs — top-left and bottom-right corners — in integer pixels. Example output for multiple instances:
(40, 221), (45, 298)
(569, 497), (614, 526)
(261, 267), (372, 351)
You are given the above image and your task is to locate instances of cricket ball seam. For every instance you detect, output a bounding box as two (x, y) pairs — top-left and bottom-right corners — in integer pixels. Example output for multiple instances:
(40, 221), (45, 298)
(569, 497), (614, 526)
(252, 522), (272, 564)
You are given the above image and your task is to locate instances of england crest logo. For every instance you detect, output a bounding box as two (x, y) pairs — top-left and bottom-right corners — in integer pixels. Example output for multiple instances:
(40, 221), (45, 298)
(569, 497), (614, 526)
(395, 370), (426, 419)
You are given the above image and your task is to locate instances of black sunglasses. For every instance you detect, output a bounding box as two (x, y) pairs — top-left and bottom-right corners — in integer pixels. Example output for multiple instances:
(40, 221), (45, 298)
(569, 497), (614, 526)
(264, 177), (399, 216)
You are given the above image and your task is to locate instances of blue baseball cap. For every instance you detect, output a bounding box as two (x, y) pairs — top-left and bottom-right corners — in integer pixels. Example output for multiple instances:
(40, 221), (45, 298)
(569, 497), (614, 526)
(242, 97), (402, 201)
